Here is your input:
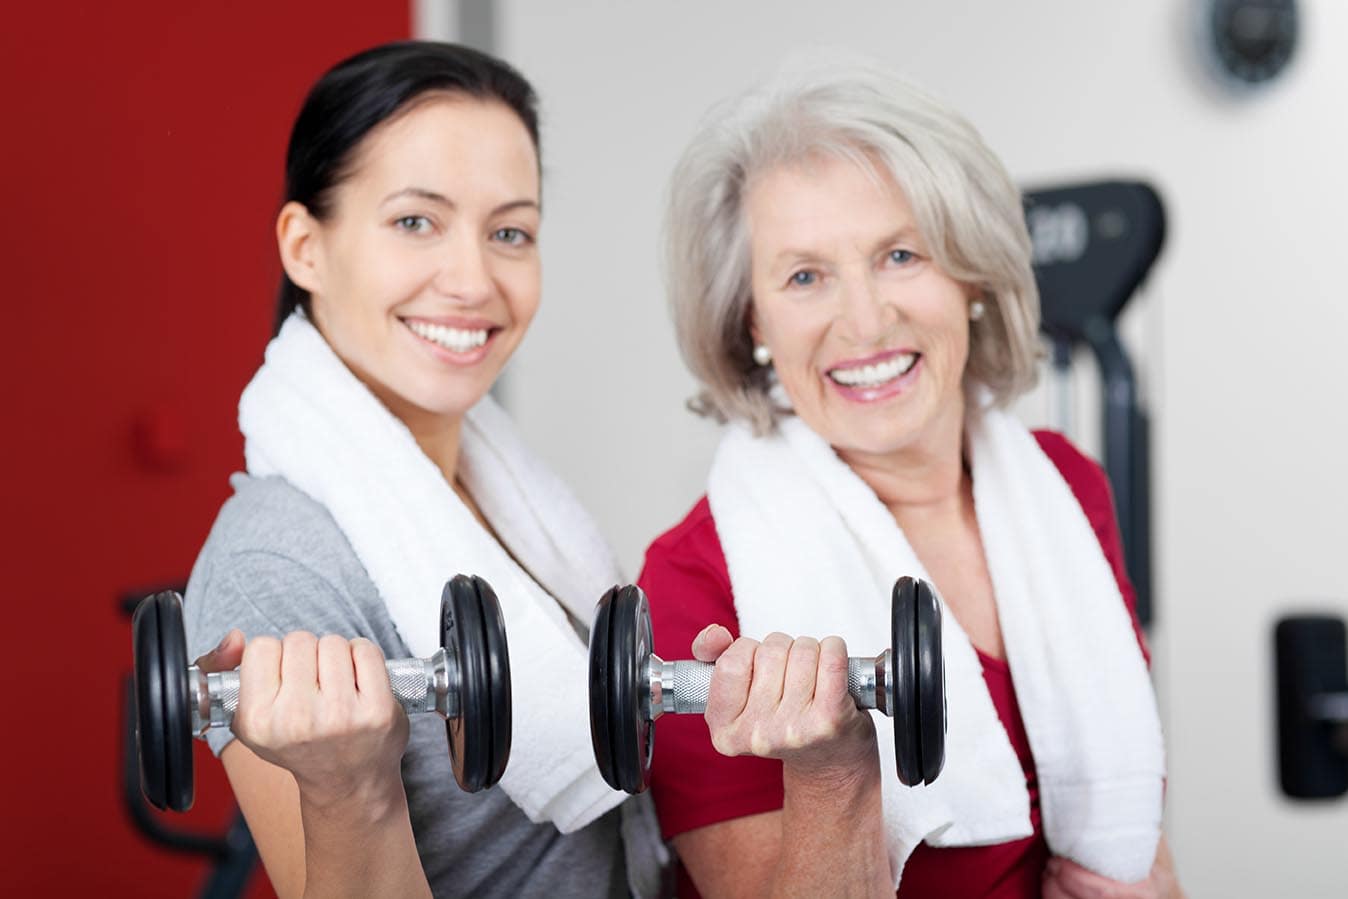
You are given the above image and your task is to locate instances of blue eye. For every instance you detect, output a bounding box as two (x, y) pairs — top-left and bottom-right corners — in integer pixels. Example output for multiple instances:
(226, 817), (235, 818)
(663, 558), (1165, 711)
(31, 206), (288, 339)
(889, 249), (915, 265)
(789, 270), (817, 287)
(493, 227), (532, 246)
(394, 215), (433, 234)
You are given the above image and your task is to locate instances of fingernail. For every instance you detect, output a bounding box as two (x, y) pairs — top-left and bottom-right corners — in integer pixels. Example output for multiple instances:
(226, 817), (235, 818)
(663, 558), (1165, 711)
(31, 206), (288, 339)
(214, 633), (231, 652)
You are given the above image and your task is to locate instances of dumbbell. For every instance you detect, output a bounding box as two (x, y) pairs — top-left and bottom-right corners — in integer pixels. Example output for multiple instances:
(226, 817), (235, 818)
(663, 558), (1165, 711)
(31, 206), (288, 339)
(131, 574), (511, 812)
(589, 575), (946, 794)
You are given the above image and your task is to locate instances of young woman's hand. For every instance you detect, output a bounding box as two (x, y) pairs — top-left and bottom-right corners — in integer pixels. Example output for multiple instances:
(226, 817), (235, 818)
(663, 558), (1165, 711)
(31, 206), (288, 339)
(193, 627), (245, 674)
(691, 624), (878, 783)
(209, 632), (409, 808)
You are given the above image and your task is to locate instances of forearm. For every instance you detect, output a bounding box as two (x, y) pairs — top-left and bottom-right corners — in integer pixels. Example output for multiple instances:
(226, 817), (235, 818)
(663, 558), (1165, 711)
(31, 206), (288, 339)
(298, 779), (432, 899)
(769, 760), (890, 899)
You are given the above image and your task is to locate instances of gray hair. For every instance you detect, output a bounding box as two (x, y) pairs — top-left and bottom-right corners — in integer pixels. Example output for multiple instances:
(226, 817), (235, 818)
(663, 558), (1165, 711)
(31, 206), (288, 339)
(665, 61), (1041, 433)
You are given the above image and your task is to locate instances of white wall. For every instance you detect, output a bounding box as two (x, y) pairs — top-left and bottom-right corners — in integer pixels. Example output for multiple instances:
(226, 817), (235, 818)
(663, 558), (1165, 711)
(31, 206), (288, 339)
(498, 2), (1348, 894)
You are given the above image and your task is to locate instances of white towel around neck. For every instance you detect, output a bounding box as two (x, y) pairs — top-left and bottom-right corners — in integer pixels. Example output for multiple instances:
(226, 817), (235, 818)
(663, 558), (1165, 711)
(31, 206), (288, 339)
(238, 315), (637, 836)
(707, 408), (1164, 886)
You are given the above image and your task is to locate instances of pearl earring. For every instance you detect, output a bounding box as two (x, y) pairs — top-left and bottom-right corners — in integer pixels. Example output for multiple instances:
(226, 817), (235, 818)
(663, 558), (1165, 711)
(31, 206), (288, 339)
(969, 300), (986, 322)
(753, 344), (773, 366)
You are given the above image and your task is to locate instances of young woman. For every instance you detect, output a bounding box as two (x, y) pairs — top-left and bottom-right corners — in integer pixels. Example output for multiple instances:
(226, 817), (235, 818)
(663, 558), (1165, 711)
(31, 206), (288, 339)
(184, 42), (661, 899)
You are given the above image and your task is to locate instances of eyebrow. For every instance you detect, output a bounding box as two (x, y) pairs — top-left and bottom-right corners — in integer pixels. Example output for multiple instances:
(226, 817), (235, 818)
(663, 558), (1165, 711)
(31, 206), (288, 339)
(380, 187), (540, 215)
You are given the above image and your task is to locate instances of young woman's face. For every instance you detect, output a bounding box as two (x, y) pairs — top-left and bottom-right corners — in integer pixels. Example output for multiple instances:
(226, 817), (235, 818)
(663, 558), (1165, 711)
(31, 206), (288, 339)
(291, 94), (541, 424)
(746, 154), (975, 462)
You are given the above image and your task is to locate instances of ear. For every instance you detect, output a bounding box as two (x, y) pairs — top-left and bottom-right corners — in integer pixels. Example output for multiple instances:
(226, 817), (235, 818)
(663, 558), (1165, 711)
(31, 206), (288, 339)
(746, 303), (763, 347)
(276, 201), (323, 295)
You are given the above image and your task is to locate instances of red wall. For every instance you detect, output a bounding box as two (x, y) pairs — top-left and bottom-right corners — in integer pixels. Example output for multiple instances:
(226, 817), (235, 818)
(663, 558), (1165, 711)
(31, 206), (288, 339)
(0, 3), (409, 894)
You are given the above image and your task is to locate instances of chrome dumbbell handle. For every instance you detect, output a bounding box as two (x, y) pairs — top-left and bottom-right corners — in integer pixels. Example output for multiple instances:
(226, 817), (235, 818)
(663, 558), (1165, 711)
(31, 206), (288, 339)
(646, 651), (893, 720)
(186, 647), (458, 737)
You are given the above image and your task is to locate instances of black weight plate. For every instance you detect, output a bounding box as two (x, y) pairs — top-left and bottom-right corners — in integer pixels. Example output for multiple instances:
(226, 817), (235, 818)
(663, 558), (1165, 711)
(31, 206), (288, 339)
(608, 585), (654, 794)
(471, 575), (512, 789)
(156, 591), (195, 811)
(588, 586), (620, 790)
(132, 594), (168, 811)
(890, 577), (923, 787)
(914, 579), (946, 785)
(442, 576), (492, 792)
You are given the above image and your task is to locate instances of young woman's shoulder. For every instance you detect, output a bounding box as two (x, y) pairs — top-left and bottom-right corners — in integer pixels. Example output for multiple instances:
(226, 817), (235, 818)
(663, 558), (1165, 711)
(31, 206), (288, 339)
(184, 475), (403, 683)
(206, 473), (349, 563)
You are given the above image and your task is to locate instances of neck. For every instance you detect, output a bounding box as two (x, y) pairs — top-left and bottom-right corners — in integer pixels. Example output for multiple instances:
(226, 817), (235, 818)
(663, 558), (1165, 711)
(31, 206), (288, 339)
(397, 402), (464, 485)
(835, 398), (968, 516)
(358, 375), (466, 485)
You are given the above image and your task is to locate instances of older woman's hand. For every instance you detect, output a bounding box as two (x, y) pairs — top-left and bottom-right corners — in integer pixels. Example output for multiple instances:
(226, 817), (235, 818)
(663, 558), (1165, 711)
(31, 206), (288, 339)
(1042, 838), (1185, 899)
(222, 632), (410, 809)
(691, 624), (878, 780)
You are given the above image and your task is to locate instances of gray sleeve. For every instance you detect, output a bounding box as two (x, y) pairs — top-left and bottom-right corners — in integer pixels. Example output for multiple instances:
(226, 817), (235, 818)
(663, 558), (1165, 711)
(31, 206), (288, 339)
(183, 549), (373, 757)
(176, 476), (634, 898)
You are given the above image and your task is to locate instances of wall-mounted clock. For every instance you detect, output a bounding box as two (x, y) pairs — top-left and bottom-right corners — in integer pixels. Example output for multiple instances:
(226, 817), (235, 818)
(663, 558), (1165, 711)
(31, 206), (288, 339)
(1199, 0), (1299, 89)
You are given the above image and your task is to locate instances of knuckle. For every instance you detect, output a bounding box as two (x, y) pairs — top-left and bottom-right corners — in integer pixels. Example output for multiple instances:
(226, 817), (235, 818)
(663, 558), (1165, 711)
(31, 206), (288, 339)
(748, 724), (774, 757)
(820, 635), (848, 655)
(709, 729), (736, 756)
(755, 639), (788, 665)
(278, 714), (311, 747)
(351, 638), (385, 663)
(819, 651), (850, 677)
(792, 635), (820, 655)
(245, 635), (281, 659)
(816, 716), (840, 741)
(367, 699), (400, 731)
(318, 633), (348, 653)
(728, 636), (760, 657)
(283, 630), (317, 652)
(714, 653), (749, 680)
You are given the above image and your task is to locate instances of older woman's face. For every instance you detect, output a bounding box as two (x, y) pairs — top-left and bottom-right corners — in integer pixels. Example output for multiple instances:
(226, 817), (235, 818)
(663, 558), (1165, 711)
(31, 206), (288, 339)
(746, 155), (974, 461)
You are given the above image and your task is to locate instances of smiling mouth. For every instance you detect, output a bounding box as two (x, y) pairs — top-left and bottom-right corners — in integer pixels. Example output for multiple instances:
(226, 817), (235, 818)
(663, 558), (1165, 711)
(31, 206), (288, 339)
(827, 352), (919, 388)
(403, 319), (493, 353)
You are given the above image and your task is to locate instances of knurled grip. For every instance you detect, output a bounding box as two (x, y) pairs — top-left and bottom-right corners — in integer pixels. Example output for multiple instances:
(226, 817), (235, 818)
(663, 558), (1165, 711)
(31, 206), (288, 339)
(664, 656), (880, 716)
(668, 661), (715, 714)
(191, 647), (453, 736)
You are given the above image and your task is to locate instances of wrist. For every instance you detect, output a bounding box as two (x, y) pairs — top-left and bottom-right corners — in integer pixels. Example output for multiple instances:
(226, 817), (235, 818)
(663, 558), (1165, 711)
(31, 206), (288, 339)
(781, 722), (873, 781)
(296, 766), (408, 825)
(781, 733), (881, 800)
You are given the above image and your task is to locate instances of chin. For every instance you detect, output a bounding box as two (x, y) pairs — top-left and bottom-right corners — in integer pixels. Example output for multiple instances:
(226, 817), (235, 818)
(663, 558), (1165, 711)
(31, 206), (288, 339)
(827, 417), (924, 457)
(387, 377), (487, 419)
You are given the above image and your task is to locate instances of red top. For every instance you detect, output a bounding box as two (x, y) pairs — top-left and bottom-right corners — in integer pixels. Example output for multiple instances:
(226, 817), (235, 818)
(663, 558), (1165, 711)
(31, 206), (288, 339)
(637, 431), (1149, 899)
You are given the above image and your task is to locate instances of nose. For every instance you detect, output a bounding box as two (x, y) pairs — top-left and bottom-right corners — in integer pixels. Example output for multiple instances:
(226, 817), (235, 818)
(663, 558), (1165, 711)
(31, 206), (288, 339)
(433, 229), (493, 307)
(836, 268), (894, 346)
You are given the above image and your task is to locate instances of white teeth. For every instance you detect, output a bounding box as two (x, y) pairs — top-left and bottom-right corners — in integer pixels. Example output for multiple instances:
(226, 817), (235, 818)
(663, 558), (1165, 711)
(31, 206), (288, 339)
(829, 354), (916, 387)
(406, 320), (490, 353)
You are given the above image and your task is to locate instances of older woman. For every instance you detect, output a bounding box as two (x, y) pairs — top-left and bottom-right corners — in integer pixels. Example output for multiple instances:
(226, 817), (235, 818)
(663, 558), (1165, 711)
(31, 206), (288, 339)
(639, 63), (1183, 898)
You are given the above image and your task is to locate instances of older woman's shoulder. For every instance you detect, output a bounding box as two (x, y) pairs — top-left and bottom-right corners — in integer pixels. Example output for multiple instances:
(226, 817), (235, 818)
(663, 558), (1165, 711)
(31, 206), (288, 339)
(642, 496), (730, 583)
(640, 496), (740, 657)
(1031, 429), (1112, 507)
(640, 497), (732, 600)
(647, 495), (718, 554)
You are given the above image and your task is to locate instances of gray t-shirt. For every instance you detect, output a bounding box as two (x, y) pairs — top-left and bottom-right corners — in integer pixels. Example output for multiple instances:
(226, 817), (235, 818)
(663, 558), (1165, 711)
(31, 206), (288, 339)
(184, 474), (627, 899)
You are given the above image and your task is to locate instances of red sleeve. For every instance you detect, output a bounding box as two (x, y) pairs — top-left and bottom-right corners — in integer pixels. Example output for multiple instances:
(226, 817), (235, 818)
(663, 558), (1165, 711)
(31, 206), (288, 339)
(1032, 430), (1150, 666)
(638, 497), (786, 839)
